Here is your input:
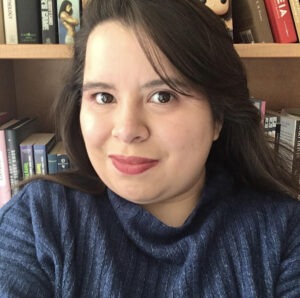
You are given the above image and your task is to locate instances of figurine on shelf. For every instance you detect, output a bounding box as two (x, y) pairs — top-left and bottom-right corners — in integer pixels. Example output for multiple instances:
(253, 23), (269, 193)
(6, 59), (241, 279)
(200, 0), (233, 38)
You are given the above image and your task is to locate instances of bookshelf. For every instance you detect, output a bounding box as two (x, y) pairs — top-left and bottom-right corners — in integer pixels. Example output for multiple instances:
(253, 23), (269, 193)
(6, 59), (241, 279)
(1, 44), (300, 59)
(0, 44), (300, 133)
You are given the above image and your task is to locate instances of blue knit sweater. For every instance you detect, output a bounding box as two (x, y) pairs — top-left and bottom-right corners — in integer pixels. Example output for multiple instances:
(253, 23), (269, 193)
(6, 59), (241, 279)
(0, 165), (300, 297)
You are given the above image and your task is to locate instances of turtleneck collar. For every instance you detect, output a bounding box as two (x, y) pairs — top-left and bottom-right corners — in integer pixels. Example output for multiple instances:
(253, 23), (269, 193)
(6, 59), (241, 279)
(107, 162), (234, 263)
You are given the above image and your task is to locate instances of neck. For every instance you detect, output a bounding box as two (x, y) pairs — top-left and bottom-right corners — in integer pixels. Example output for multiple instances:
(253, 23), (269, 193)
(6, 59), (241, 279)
(142, 172), (206, 227)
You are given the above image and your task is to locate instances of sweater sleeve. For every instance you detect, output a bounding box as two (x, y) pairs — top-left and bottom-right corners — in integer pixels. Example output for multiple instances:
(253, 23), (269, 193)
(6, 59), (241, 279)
(275, 203), (300, 297)
(0, 184), (53, 298)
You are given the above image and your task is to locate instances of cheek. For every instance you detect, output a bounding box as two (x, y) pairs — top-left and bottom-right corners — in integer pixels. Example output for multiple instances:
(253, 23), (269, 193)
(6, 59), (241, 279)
(159, 114), (215, 155)
(80, 105), (110, 148)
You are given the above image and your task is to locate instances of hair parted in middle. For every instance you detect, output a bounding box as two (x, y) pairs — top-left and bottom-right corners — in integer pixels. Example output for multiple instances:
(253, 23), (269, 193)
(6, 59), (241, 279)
(49, 0), (298, 197)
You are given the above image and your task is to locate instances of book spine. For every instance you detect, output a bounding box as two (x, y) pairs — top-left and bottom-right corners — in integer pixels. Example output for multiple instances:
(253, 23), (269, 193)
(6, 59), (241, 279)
(289, 0), (300, 40)
(264, 0), (297, 42)
(5, 129), (22, 195)
(20, 144), (34, 179)
(16, 0), (42, 43)
(260, 100), (266, 124)
(4, 119), (37, 195)
(0, 0), (6, 43)
(279, 116), (297, 149)
(2, 0), (18, 44)
(296, 120), (300, 155)
(253, 0), (274, 42)
(57, 153), (69, 172)
(294, 121), (300, 184)
(41, 0), (58, 43)
(34, 145), (47, 174)
(0, 130), (11, 206)
(47, 153), (57, 174)
(234, 0), (274, 43)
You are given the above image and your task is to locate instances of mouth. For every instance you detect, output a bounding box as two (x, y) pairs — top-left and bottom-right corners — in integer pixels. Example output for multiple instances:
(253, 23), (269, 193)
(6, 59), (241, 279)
(108, 154), (159, 175)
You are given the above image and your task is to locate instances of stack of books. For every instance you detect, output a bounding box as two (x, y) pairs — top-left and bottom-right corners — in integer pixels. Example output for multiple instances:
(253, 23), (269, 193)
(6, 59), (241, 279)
(233, 0), (299, 43)
(0, 112), (70, 207)
(0, 0), (82, 44)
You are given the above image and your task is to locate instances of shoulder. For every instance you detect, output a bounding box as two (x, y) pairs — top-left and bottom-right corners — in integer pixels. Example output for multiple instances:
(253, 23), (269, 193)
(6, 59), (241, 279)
(232, 187), (300, 216)
(220, 186), (300, 237)
(0, 179), (107, 227)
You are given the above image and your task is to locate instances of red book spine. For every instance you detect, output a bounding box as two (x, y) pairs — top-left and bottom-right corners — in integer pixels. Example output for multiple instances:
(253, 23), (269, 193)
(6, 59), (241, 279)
(264, 0), (297, 42)
(0, 130), (11, 207)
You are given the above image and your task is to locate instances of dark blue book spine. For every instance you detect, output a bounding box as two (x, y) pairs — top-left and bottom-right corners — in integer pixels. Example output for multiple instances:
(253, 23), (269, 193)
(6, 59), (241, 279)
(57, 154), (69, 172)
(47, 153), (58, 174)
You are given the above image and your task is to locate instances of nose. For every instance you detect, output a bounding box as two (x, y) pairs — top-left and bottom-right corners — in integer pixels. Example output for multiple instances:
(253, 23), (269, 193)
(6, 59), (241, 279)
(111, 102), (150, 143)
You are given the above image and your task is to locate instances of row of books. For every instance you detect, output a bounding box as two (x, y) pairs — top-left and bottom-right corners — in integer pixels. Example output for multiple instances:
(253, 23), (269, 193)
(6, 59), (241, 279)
(1, 0), (300, 45)
(250, 98), (300, 190)
(233, 0), (300, 43)
(0, 0), (88, 44)
(0, 113), (70, 207)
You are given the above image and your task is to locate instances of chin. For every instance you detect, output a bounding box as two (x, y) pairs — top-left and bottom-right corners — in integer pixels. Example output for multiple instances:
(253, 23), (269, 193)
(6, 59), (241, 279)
(112, 186), (159, 205)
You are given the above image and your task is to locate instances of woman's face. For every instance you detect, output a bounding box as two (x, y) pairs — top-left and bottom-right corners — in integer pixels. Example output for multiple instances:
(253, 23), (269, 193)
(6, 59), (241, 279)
(66, 4), (72, 13)
(80, 21), (222, 206)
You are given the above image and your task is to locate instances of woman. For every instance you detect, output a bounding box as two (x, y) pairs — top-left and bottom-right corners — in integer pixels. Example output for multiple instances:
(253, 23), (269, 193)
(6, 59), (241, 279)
(59, 0), (79, 44)
(0, 0), (299, 296)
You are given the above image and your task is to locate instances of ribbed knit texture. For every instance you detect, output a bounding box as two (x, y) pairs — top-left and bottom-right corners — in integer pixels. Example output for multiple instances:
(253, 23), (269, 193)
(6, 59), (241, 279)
(0, 164), (300, 297)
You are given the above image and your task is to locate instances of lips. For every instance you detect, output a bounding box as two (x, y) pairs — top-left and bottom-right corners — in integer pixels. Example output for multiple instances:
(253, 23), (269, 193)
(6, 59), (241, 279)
(109, 154), (159, 175)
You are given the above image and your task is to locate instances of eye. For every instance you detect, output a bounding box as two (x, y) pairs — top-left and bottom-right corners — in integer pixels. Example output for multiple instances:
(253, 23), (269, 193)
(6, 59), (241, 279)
(95, 92), (115, 104)
(150, 91), (176, 104)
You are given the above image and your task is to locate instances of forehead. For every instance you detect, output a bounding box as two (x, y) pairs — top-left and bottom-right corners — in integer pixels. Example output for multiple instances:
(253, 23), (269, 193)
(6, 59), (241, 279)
(84, 21), (179, 80)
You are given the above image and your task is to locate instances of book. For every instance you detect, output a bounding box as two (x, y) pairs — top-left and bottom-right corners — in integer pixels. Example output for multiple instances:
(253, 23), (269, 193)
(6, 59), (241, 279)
(2, 0), (18, 44)
(0, 119), (20, 206)
(57, 150), (69, 172)
(288, 0), (300, 41)
(0, 0), (5, 43)
(5, 118), (37, 196)
(33, 133), (56, 175)
(47, 141), (69, 174)
(264, 0), (297, 43)
(0, 112), (11, 125)
(280, 108), (300, 152)
(47, 144), (58, 174)
(233, 0), (274, 43)
(57, 0), (80, 44)
(249, 96), (266, 124)
(15, 0), (42, 43)
(19, 133), (45, 179)
(265, 110), (281, 139)
(40, 0), (58, 43)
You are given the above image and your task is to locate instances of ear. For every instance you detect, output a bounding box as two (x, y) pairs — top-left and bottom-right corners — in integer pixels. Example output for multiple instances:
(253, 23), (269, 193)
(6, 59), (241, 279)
(213, 120), (223, 141)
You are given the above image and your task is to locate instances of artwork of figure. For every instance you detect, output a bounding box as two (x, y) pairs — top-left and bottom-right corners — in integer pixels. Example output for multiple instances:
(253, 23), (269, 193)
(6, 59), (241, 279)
(58, 0), (80, 44)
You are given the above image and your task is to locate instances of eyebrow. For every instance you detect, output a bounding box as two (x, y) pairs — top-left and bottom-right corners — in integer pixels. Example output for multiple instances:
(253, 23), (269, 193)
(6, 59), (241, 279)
(82, 79), (190, 92)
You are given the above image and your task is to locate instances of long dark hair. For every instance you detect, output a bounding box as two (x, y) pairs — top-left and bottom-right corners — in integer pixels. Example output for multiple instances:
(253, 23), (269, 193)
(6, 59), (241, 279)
(25, 0), (298, 197)
(59, 0), (73, 17)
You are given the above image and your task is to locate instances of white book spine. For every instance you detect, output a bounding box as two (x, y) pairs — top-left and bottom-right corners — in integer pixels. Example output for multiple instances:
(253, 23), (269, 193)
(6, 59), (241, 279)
(2, 0), (18, 44)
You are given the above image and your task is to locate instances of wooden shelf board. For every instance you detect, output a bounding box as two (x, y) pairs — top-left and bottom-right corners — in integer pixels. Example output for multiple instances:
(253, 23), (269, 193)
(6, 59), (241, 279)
(0, 44), (73, 59)
(234, 43), (300, 58)
(0, 43), (300, 59)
